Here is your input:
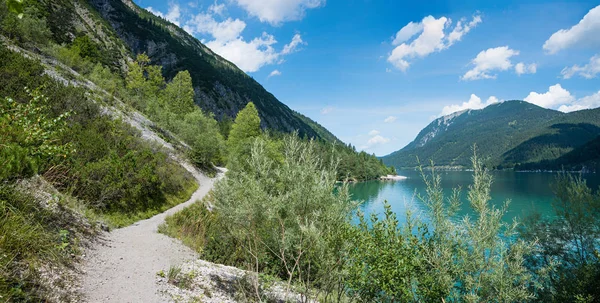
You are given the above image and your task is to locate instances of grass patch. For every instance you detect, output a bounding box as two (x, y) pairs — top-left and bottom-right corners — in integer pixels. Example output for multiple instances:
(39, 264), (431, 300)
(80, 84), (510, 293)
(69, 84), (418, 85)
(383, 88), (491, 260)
(158, 192), (216, 252)
(92, 179), (198, 228)
(0, 183), (84, 302)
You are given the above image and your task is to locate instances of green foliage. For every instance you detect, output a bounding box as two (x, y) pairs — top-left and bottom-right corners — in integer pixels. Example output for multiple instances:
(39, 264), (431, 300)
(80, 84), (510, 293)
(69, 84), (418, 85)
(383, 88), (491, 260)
(163, 134), (355, 301)
(162, 70), (195, 117)
(226, 102), (261, 166)
(0, 43), (196, 227)
(521, 173), (600, 302)
(70, 35), (102, 63)
(0, 184), (82, 302)
(347, 152), (544, 302)
(0, 89), (73, 180)
(382, 101), (600, 170)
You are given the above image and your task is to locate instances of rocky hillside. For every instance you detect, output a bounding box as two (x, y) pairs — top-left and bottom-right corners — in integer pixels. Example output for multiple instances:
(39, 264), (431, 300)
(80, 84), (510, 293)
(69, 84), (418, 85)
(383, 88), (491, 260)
(382, 101), (600, 169)
(78, 0), (335, 139)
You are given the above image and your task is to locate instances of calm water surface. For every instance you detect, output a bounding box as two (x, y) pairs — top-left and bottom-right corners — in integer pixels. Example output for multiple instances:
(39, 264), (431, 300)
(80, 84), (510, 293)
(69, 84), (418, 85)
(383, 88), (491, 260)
(349, 170), (600, 225)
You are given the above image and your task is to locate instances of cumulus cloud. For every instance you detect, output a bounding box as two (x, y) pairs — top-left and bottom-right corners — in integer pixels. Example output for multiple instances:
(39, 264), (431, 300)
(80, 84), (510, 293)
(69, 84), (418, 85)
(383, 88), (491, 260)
(387, 14), (481, 71)
(462, 46), (519, 80)
(524, 84), (576, 109)
(558, 91), (600, 112)
(182, 9), (304, 72)
(147, 3), (181, 26)
(440, 94), (499, 116)
(208, 2), (226, 15)
(384, 116), (397, 123)
(515, 62), (537, 75)
(368, 130), (380, 136)
(233, 0), (324, 25)
(321, 106), (334, 115)
(362, 134), (391, 150)
(561, 54), (600, 79)
(543, 5), (600, 54)
(281, 34), (305, 55)
(268, 69), (282, 78)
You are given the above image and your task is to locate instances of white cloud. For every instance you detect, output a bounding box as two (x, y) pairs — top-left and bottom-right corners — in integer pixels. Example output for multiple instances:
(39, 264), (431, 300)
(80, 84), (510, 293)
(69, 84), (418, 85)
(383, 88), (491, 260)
(281, 33), (305, 55)
(368, 130), (380, 136)
(524, 84), (575, 109)
(183, 10), (304, 72)
(268, 69), (282, 78)
(462, 46), (519, 80)
(440, 94), (499, 116)
(147, 3), (182, 26)
(384, 116), (397, 123)
(184, 13), (246, 41)
(392, 21), (424, 45)
(543, 5), (600, 54)
(561, 54), (600, 79)
(515, 62), (537, 75)
(233, 0), (324, 25)
(363, 134), (391, 150)
(209, 2), (226, 15)
(524, 85), (600, 113)
(321, 106), (334, 115)
(447, 15), (482, 46)
(387, 14), (481, 71)
(558, 91), (600, 112)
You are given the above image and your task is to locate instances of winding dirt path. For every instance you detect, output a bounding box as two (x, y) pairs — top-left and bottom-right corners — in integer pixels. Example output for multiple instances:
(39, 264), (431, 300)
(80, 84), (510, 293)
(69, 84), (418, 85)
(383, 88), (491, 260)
(80, 164), (223, 303)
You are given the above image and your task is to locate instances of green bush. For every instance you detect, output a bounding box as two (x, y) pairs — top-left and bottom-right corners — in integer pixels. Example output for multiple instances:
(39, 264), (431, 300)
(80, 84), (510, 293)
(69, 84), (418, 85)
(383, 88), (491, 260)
(0, 185), (76, 302)
(521, 173), (600, 302)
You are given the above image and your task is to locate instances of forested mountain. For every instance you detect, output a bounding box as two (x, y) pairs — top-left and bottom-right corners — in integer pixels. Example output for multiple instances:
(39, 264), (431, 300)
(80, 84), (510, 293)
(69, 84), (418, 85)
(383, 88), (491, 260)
(13, 0), (333, 139)
(382, 101), (600, 170)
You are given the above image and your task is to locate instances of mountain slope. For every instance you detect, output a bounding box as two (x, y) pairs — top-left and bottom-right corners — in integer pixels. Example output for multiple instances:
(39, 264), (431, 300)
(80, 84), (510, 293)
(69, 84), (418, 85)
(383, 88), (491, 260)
(382, 101), (600, 169)
(83, 0), (329, 139)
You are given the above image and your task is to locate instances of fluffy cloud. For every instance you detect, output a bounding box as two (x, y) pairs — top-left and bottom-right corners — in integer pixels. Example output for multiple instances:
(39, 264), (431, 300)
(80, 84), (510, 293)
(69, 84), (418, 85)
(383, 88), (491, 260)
(543, 5), (600, 54)
(462, 46), (519, 80)
(515, 62), (537, 75)
(561, 54), (600, 79)
(368, 130), (380, 136)
(384, 116), (397, 123)
(440, 94), (499, 116)
(558, 91), (600, 112)
(184, 13), (246, 41)
(524, 85), (600, 113)
(181, 9), (304, 72)
(233, 0), (324, 25)
(387, 14), (481, 71)
(524, 84), (575, 109)
(147, 3), (181, 26)
(281, 33), (305, 55)
(209, 2), (226, 15)
(321, 106), (334, 115)
(268, 69), (282, 78)
(362, 134), (391, 150)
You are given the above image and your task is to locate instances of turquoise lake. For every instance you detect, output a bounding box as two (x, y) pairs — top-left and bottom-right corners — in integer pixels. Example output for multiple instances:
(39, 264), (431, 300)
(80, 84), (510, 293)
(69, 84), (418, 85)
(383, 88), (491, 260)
(349, 170), (600, 224)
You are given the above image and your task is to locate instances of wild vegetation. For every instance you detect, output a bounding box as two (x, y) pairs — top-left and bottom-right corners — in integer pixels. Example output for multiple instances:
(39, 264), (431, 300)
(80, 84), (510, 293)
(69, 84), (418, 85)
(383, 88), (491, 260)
(165, 108), (597, 302)
(3, 1), (599, 302)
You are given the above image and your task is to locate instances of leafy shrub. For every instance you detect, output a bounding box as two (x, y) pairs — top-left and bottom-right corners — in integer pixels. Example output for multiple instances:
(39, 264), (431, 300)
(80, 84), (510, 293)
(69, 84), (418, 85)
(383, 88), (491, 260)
(521, 173), (600, 302)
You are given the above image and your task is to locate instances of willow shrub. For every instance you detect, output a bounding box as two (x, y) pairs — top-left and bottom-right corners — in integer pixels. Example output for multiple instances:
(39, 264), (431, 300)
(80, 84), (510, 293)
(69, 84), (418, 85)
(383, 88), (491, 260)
(206, 134), (354, 300)
(346, 151), (547, 302)
(521, 173), (600, 302)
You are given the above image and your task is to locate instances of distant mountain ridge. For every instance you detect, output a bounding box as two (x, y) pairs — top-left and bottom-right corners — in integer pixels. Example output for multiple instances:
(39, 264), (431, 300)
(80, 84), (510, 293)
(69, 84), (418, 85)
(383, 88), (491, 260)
(382, 101), (600, 171)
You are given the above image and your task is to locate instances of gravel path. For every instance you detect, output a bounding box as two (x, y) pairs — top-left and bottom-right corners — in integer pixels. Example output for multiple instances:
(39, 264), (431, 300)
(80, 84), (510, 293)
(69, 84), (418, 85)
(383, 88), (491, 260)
(80, 165), (224, 303)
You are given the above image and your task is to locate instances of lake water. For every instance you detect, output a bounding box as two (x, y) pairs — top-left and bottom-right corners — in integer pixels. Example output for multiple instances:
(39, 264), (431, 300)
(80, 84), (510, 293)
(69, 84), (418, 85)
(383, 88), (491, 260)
(349, 170), (600, 225)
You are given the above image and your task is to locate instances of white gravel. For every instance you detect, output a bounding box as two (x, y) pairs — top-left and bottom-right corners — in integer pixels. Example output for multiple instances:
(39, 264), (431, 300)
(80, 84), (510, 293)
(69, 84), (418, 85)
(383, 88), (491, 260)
(79, 167), (224, 303)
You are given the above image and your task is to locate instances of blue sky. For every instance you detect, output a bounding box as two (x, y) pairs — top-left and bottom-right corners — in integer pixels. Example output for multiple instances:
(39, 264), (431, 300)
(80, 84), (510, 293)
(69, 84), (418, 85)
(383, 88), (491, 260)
(136, 0), (600, 156)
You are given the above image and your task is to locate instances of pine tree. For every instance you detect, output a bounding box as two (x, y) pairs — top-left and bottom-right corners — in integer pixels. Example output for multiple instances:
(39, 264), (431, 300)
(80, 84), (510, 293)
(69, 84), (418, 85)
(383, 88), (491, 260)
(163, 70), (194, 117)
(227, 102), (261, 166)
